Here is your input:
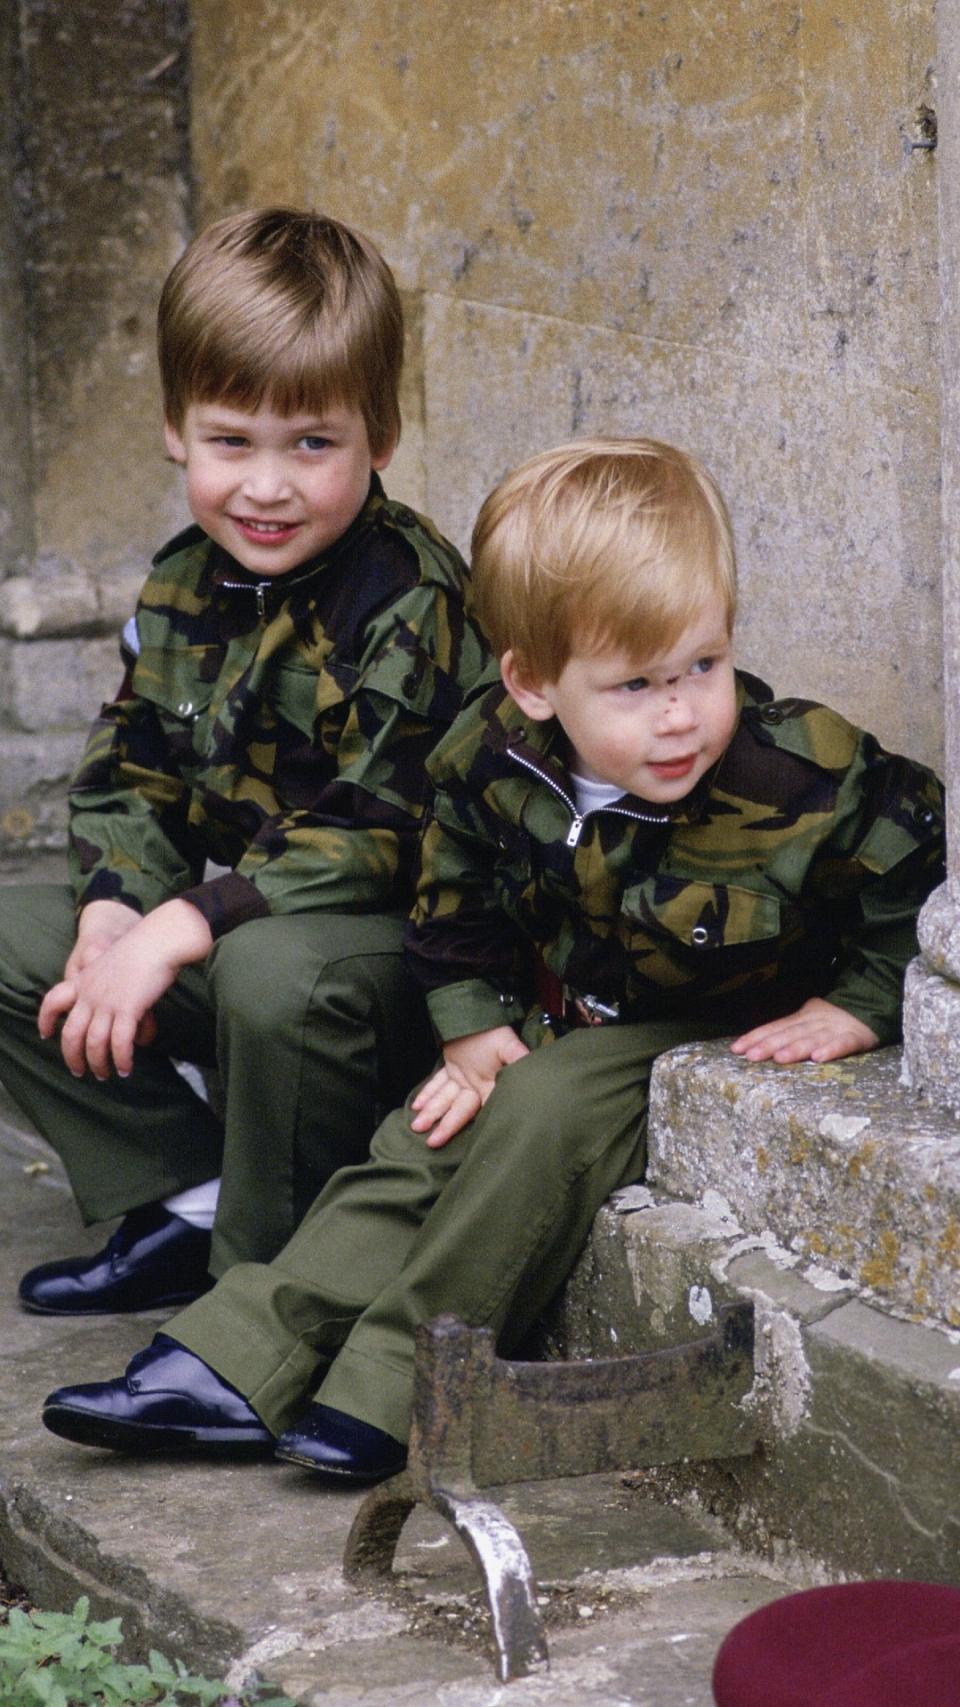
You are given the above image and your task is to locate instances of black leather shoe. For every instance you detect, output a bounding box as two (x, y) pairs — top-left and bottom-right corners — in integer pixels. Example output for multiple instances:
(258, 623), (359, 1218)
(274, 1402), (407, 1482)
(18, 1203), (213, 1315)
(42, 1334), (275, 1455)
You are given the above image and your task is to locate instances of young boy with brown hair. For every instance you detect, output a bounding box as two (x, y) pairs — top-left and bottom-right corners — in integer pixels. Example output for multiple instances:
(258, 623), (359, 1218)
(2, 207), (489, 1314)
(41, 437), (944, 1476)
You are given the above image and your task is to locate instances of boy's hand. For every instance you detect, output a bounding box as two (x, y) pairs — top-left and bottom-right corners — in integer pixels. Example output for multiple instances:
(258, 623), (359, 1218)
(62, 899), (141, 981)
(410, 1024), (529, 1149)
(730, 997), (879, 1064)
(39, 899), (213, 1081)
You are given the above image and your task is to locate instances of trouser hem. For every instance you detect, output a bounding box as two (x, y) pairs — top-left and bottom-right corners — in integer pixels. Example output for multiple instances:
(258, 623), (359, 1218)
(317, 1343), (415, 1442)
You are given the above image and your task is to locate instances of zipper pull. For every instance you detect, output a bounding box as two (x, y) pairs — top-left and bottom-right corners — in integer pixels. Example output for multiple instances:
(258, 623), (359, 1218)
(256, 584), (267, 619)
(566, 813), (584, 848)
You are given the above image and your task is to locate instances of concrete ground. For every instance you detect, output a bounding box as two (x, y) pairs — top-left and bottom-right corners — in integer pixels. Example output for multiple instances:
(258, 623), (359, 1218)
(0, 1063), (798, 1706)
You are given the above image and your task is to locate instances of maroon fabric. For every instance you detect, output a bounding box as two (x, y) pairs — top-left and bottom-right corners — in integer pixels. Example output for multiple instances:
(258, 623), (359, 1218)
(820, 1632), (960, 1706)
(712, 1581), (960, 1707)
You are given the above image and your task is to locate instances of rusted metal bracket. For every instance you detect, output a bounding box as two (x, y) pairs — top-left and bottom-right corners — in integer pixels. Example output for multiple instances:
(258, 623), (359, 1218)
(344, 1301), (758, 1681)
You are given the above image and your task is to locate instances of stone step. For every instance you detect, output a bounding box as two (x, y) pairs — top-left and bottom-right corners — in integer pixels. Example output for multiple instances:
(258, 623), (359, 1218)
(650, 1041), (960, 1330)
(537, 1038), (960, 1583)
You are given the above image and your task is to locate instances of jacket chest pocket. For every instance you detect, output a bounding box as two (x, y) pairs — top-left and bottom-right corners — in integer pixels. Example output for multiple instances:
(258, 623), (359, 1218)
(131, 645), (220, 770)
(621, 876), (782, 960)
(259, 655), (359, 747)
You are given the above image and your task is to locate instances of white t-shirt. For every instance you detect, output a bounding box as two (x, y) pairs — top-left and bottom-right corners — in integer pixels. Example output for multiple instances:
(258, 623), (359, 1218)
(569, 771), (627, 816)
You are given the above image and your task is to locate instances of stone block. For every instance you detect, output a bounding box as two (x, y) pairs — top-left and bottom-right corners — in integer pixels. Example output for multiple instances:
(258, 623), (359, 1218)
(0, 2), (33, 576)
(902, 886), (960, 1118)
(21, 0), (190, 579)
(648, 1041), (960, 1327)
(0, 636), (120, 732)
(536, 1187), (745, 1360)
(800, 0), (938, 391)
(0, 565), (144, 640)
(902, 956), (960, 1121)
(723, 1300), (960, 1581)
(0, 731), (82, 849)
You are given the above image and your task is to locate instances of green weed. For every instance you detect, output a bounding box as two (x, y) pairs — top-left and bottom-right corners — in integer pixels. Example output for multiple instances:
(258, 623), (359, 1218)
(0, 1595), (294, 1707)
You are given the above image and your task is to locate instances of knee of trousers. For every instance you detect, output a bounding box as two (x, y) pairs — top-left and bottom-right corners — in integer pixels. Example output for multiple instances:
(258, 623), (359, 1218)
(205, 917), (395, 1038)
(0, 884), (76, 1005)
(474, 1037), (644, 1168)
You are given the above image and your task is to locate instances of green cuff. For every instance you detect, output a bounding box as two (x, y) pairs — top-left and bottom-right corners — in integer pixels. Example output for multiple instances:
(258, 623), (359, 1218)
(426, 978), (525, 1042)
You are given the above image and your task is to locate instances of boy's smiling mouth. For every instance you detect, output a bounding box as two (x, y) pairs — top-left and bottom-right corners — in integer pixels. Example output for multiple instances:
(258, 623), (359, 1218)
(230, 516), (301, 540)
(647, 755), (697, 779)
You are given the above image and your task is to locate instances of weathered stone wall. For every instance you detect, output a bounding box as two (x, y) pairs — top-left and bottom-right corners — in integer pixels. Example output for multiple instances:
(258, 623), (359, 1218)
(0, 0), (191, 850)
(18, 0), (190, 582)
(0, 1), (34, 579)
(190, 0), (942, 769)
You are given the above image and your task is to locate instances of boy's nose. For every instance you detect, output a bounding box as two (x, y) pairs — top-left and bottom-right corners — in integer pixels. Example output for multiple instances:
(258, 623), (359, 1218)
(658, 691), (698, 732)
(239, 457), (294, 503)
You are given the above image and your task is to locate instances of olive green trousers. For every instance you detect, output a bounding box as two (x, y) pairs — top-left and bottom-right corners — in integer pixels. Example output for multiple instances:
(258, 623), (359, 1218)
(171, 1013), (723, 1442)
(0, 885), (434, 1271)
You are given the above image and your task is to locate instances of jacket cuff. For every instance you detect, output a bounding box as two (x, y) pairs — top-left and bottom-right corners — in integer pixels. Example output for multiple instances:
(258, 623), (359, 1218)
(426, 978), (526, 1042)
(180, 872), (270, 940)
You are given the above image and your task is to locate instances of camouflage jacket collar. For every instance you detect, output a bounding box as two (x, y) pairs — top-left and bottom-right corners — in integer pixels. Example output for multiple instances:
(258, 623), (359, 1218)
(490, 670), (772, 841)
(201, 473), (387, 618)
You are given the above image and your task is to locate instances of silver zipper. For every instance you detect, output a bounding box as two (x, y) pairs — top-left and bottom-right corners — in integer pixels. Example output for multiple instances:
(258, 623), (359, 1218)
(507, 743), (669, 847)
(221, 578), (271, 619)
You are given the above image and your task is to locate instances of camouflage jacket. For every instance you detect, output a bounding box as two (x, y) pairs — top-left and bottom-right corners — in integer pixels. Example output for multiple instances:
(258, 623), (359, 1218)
(406, 671), (945, 1046)
(69, 478), (490, 936)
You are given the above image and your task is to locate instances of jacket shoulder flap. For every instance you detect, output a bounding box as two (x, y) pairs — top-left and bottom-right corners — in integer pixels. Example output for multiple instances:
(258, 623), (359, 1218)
(742, 698), (861, 772)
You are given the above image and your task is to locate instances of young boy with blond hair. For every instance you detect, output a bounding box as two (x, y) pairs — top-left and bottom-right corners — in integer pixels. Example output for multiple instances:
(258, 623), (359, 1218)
(41, 437), (944, 1478)
(3, 207), (488, 1315)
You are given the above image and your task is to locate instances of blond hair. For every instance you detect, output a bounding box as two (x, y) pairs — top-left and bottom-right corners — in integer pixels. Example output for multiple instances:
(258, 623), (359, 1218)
(158, 207), (403, 455)
(471, 438), (736, 680)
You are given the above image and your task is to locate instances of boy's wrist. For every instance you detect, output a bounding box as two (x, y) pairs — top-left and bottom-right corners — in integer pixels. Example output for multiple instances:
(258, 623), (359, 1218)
(139, 897), (214, 971)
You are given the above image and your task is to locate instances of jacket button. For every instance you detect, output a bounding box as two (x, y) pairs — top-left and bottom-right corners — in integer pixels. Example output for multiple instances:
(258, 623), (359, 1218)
(691, 925), (711, 947)
(394, 506), (418, 529)
(760, 705), (785, 724)
(913, 804), (936, 829)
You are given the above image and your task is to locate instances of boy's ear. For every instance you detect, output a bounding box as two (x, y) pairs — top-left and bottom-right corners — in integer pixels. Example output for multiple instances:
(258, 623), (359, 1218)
(370, 432), (396, 473)
(501, 649), (556, 722)
(163, 421), (187, 465)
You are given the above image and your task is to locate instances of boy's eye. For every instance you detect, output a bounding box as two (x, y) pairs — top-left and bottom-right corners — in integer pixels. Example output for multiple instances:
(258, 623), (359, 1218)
(691, 656), (715, 676)
(299, 434), (331, 452)
(214, 435), (248, 448)
(622, 676), (649, 693)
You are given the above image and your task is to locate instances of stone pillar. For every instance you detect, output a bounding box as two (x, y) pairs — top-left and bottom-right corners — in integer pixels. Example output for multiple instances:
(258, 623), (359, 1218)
(0, 1), (34, 579)
(0, 0), (191, 856)
(901, 0), (960, 1119)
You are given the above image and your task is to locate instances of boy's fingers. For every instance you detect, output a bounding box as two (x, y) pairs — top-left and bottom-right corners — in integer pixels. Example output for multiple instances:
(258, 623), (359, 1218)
(58, 1003), (95, 1076)
(412, 1068), (450, 1110)
(739, 1028), (815, 1061)
(409, 1077), (460, 1131)
(425, 1087), (481, 1148)
(83, 1010), (116, 1081)
(110, 1015), (138, 1078)
(37, 980), (76, 1039)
